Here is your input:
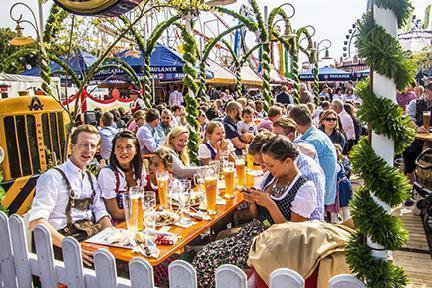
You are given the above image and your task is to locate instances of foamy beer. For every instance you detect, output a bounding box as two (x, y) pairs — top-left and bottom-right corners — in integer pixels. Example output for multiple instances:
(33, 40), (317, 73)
(423, 111), (431, 133)
(246, 153), (254, 169)
(235, 158), (246, 188)
(204, 168), (218, 214)
(156, 171), (169, 209)
(223, 162), (235, 199)
(129, 187), (144, 230)
(130, 195), (144, 231)
(245, 170), (256, 188)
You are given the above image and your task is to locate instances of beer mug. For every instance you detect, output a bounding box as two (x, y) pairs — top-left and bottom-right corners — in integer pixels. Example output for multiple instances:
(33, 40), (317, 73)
(222, 162), (235, 199)
(423, 111), (431, 133)
(143, 191), (156, 239)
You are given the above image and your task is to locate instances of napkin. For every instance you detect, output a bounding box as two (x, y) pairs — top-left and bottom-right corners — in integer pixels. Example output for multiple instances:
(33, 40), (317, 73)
(132, 238), (160, 258)
(174, 220), (197, 228)
(216, 195), (227, 205)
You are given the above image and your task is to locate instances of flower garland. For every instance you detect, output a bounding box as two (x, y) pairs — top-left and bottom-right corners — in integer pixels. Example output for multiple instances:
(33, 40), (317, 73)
(346, 1), (415, 287)
(250, 0), (271, 111)
(313, 62), (319, 100)
(177, 22), (200, 165)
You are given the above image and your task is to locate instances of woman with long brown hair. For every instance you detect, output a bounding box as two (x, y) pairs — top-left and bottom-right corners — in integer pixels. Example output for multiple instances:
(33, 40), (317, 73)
(318, 109), (347, 154)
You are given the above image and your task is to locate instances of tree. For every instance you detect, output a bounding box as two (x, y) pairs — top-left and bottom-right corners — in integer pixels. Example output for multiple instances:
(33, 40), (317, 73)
(0, 28), (38, 74)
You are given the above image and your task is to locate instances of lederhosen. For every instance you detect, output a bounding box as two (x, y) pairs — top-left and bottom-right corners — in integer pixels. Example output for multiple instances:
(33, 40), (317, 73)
(54, 168), (103, 242)
(403, 99), (432, 173)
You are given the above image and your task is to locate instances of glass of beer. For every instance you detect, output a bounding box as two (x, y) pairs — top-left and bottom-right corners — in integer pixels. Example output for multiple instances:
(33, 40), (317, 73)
(129, 186), (144, 231)
(156, 171), (169, 210)
(223, 162), (235, 199)
(122, 192), (138, 235)
(423, 111), (431, 133)
(235, 156), (246, 188)
(204, 168), (218, 215)
(246, 153), (254, 170)
(245, 170), (256, 188)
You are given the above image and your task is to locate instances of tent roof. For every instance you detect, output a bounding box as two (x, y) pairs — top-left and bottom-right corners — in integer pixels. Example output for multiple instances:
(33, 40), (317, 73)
(241, 66), (263, 86)
(205, 59), (236, 85)
(269, 65), (290, 84)
(22, 50), (97, 77)
(398, 29), (432, 53)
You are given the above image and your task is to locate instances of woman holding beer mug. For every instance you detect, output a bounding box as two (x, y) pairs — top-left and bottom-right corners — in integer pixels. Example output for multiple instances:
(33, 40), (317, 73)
(98, 131), (146, 221)
(193, 135), (317, 287)
(198, 121), (236, 165)
(160, 126), (203, 179)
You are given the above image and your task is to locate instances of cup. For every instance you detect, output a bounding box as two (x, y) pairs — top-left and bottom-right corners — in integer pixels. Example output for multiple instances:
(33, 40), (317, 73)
(209, 160), (221, 178)
(142, 191), (156, 239)
(178, 179), (192, 225)
(156, 171), (169, 210)
(122, 193), (138, 234)
(194, 170), (206, 208)
(423, 111), (431, 133)
(223, 162), (235, 199)
(129, 186), (144, 231)
(246, 153), (254, 169)
(235, 156), (246, 188)
(204, 168), (218, 215)
(245, 170), (256, 188)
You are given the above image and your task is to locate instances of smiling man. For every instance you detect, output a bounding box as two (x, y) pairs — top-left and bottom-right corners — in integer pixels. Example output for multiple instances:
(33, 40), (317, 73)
(28, 124), (112, 266)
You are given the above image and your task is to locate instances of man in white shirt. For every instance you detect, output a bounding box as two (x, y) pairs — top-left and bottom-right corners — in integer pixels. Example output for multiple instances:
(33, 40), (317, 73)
(168, 85), (184, 106)
(332, 99), (356, 145)
(29, 125), (112, 266)
(137, 108), (162, 154)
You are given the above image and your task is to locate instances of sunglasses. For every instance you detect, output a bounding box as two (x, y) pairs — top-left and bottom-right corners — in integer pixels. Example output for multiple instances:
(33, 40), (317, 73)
(325, 117), (338, 122)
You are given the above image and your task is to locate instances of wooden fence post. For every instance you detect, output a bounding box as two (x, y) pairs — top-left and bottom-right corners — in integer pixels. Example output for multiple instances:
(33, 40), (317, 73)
(62, 237), (86, 288)
(269, 268), (304, 288)
(33, 224), (58, 288)
(328, 274), (366, 288)
(168, 260), (197, 288)
(9, 214), (32, 288)
(0, 211), (18, 288)
(94, 249), (118, 288)
(129, 257), (154, 288)
(215, 264), (247, 288)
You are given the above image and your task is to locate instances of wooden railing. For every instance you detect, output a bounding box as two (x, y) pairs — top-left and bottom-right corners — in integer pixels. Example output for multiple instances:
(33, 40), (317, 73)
(0, 212), (365, 288)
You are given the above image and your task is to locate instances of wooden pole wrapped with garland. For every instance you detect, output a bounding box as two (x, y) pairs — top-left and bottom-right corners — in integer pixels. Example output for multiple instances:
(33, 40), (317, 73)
(313, 61), (319, 98)
(249, 0), (272, 111)
(178, 20), (201, 165)
(346, 0), (416, 286)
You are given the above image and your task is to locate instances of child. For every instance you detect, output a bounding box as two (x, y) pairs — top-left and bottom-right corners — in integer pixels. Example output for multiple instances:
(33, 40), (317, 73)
(198, 121), (236, 165)
(237, 107), (257, 137)
(145, 147), (176, 196)
(335, 144), (353, 222)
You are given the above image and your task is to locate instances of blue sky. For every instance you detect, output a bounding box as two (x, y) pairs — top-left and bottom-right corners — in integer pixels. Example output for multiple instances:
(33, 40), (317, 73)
(0, 0), (429, 61)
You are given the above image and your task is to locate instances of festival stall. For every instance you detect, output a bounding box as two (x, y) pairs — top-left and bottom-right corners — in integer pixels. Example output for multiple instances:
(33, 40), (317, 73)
(299, 66), (353, 82)
(0, 73), (61, 98)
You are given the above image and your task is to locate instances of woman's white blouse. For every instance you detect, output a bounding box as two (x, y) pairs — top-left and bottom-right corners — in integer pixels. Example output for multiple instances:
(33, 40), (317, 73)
(98, 166), (147, 199)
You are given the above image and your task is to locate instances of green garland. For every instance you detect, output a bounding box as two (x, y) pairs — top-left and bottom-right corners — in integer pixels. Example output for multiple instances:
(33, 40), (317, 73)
(291, 50), (300, 104)
(347, 1), (416, 287)
(374, 0), (414, 28)
(250, 0), (272, 111)
(355, 13), (416, 90)
(178, 23), (200, 165)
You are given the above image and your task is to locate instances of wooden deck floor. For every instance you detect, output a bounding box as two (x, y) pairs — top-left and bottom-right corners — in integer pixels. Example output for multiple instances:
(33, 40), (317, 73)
(392, 207), (432, 288)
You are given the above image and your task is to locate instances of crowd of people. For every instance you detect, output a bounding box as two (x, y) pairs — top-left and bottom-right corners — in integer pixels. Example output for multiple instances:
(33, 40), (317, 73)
(27, 81), (387, 287)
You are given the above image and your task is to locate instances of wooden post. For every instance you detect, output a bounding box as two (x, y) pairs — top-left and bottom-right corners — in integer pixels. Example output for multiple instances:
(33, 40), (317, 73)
(369, 2), (398, 260)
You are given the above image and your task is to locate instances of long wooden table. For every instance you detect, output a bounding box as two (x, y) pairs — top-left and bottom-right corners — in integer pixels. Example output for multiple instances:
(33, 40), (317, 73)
(416, 132), (432, 142)
(82, 191), (245, 266)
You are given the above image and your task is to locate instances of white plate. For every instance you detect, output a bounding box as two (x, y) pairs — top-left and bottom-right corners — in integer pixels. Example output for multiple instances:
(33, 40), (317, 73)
(155, 211), (180, 227)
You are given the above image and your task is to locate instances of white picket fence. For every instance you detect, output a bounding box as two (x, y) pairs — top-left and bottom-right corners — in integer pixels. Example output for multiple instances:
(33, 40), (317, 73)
(0, 212), (365, 288)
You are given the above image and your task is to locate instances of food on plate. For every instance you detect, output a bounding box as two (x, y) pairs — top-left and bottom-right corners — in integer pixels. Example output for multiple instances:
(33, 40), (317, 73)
(155, 212), (179, 226)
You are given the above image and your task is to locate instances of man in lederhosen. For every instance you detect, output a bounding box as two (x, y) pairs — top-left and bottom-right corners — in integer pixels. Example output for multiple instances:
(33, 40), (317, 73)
(28, 124), (112, 266)
(403, 80), (432, 186)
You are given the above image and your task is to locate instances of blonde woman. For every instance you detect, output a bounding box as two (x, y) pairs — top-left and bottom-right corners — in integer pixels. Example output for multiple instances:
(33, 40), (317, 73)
(159, 126), (202, 178)
(198, 121), (236, 165)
